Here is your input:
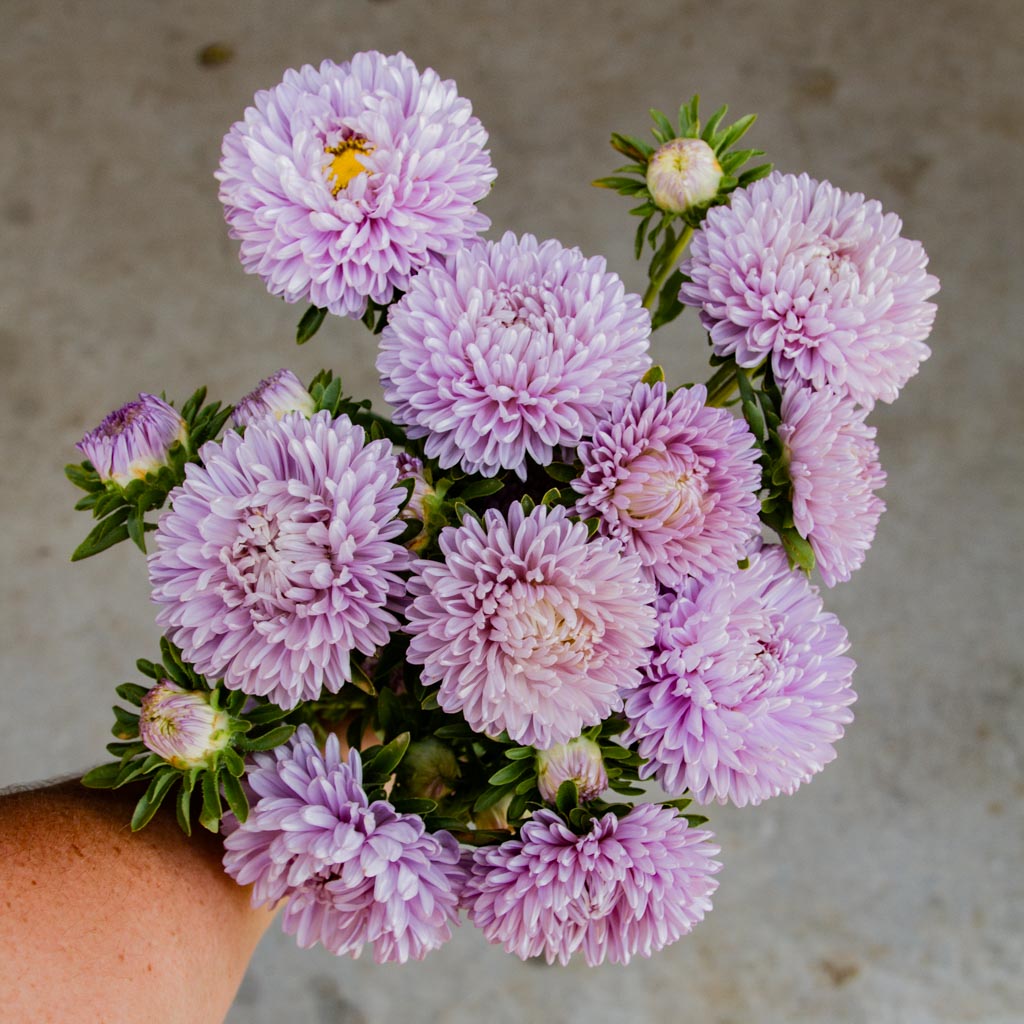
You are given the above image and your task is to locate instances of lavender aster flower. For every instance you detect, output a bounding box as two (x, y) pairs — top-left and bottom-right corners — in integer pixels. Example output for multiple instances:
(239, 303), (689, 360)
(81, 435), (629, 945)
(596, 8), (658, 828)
(76, 393), (186, 487)
(148, 411), (410, 709)
(405, 502), (657, 749)
(625, 544), (856, 807)
(778, 385), (886, 587)
(138, 680), (230, 770)
(465, 805), (720, 965)
(223, 726), (464, 963)
(377, 232), (652, 479)
(232, 369), (315, 428)
(573, 382), (761, 587)
(216, 52), (496, 318)
(679, 172), (939, 407)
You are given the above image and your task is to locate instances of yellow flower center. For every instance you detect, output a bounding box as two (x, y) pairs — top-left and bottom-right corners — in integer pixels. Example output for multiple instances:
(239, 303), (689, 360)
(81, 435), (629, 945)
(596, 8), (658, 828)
(323, 137), (374, 196)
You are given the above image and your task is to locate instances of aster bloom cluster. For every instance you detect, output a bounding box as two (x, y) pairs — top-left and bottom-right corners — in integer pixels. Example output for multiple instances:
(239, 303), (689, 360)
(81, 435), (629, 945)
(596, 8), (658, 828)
(70, 52), (936, 967)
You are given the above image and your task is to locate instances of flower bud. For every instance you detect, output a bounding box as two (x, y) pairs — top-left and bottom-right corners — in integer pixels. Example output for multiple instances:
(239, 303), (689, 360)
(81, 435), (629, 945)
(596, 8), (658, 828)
(536, 736), (608, 804)
(232, 369), (316, 427)
(397, 737), (460, 801)
(76, 393), (187, 487)
(139, 680), (231, 770)
(646, 138), (723, 214)
(395, 451), (433, 523)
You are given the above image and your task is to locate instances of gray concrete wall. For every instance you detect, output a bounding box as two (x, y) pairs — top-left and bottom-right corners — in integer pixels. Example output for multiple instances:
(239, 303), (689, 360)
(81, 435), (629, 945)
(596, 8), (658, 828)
(2, 1), (1021, 1021)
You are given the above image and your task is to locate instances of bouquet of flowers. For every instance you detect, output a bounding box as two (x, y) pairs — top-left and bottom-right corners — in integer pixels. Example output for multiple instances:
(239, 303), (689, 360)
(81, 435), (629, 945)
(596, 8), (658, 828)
(69, 51), (938, 966)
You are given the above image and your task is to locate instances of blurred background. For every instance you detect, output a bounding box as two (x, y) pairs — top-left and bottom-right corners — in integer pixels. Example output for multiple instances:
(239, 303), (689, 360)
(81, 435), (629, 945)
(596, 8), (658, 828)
(2, 1), (1021, 1021)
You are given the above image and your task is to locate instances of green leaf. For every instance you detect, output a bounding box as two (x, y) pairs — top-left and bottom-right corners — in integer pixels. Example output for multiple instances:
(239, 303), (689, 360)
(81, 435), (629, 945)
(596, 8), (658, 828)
(452, 500), (481, 525)
(243, 702), (292, 726)
(237, 724), (295, 752)
(488, 761), (531, 787)
(363, 731), (410, 778)
(455, 477), (505, 501)
(296, 305), (327, 345)
(65, 463), (103, 493)
(81, 762), (122, 789)
(700, 104), (728, 143)
(131, 770), (178, 831)
(377, 686), (404, 740)
(222, 746), (246, 778)
(116, 682), (150, 706)
(111, 705), (140, 740)
(221, 771), (249, 824)
(175, 782), (192, 835)
(641, 365), (666, 385)
(780, 528), (816, 573)
(738, 163), (774, 187)
(504, 748), (535, 761)
(713, 113), (757, 155)
(473, 782), (517, 814)
(199, 769), (223, 832)
(391, 798), (438, 815)
(544, 462), (578, 483)
(71, 519), (130, 561)
(420, 690), (440, 711)
(649, 107), (675, 143)
(506, 792), (530, 822)
(555, 779), (578, 816)
(651, 271), (686, 330)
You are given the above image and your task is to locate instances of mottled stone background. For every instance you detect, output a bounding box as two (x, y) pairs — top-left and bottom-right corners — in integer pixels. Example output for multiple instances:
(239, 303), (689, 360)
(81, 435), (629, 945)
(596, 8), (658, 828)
(2, 2), (1021, 1021)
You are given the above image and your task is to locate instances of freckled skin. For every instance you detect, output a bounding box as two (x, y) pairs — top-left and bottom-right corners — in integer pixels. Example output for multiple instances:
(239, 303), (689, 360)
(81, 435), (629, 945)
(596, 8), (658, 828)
(0, 780), (275, 1024)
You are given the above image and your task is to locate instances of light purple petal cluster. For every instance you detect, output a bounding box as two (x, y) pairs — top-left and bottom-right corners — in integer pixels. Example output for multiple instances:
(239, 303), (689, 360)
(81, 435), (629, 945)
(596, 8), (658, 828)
(217, 51), (496, 318)
(779, 385), (886, 587)
(405, 502), (657, 749)
(625, 544), (856, 806)
(232, 369), (315, 428)
(148, 411), (410, 709)
(223, 726), (464, 963)
(573, 381), (761, 587)
(76, 393), (186, 487)
(679, 172), (939, 407)
(377, 232), (652, 479)
(465, 805), (720, 965)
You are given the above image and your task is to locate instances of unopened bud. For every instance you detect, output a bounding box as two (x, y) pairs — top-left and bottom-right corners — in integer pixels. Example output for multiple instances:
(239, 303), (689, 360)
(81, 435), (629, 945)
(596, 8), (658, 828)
(76, 394), (187, 487)
(646, 138), (723, 214)
(232, 369), (316, 427)
(139, 680), (231, 770)
(397, 737), (460, 800)
(537, 736), (608, 803)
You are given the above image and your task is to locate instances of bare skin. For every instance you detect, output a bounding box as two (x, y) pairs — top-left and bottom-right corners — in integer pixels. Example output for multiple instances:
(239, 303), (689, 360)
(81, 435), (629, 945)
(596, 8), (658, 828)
(0, 779), (275, 1024)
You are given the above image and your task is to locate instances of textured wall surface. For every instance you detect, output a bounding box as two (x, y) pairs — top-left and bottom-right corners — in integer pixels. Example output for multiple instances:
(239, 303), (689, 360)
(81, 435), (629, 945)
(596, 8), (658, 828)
(1, 2), (1021, 1021)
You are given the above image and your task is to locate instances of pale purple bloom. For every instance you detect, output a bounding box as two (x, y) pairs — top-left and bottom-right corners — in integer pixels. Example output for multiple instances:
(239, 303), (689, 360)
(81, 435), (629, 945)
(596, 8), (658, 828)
(148, 411), (410, 709)
(778, 385), (886, 587)
(465, 804), (720, 965)
(223, 726), (464, 963)
(573, 382), (761, 587)
(217, 51), (495, 318)
(625, 544), (856, 807)
(232, 369), (315, 428)
(679, 172), (939, 407)
(138, 680), (230, 770)
(405, 502), (657, 749)
(536, 737), (608, 804)
(76, 393), (186, 487)
(377, 232), (652, 479)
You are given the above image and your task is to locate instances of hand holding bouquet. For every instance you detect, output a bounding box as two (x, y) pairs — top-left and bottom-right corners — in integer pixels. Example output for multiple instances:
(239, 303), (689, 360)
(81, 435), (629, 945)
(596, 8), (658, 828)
(69, 51), (937, 966)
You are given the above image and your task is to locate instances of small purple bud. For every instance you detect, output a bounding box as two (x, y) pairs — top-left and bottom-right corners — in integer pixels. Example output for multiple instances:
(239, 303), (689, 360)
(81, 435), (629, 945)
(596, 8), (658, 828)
(232, 369), (315, 428)
(537, 736), (608, 803)
(646, 138), (723, 214)
(139, 680), (231, 770)
(395, 451), (432, 523)
(76, 394), (186, 487)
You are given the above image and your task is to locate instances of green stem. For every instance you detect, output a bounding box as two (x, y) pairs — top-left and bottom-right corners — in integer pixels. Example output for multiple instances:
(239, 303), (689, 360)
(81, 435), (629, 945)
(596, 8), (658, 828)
(704, 361), (743, 407)
(642, 225), (693, 310)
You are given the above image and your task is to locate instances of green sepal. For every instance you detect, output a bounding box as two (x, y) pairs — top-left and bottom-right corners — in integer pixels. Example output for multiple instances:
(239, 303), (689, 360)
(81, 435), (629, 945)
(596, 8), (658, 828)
(110, 705), (140, 740)
(222, 746), (246, 778)
(176, 778), (193, 835)
(64, 463), (104, 493)
(296, 305), (327, 345)
(780, 528), (816, 573)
